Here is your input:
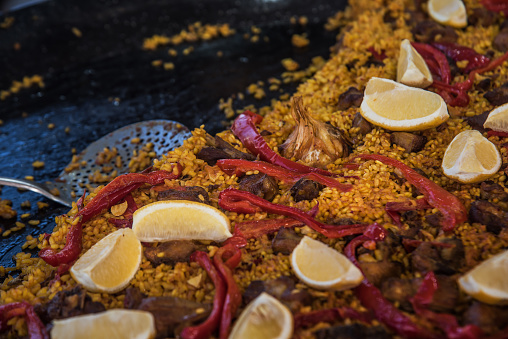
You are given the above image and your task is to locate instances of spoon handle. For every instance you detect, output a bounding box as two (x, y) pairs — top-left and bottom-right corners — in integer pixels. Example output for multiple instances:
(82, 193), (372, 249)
(0, 177), (73, 207)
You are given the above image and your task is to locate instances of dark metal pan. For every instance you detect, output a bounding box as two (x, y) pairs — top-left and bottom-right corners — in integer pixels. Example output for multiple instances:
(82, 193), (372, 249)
(0, 0), (347, 267)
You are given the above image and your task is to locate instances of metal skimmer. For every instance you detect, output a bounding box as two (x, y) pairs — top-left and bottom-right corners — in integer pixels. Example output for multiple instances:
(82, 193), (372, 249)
(0, 120), (191, 207)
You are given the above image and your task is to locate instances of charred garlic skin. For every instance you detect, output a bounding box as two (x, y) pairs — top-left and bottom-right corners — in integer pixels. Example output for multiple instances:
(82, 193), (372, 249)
(279, 97), (350, 169)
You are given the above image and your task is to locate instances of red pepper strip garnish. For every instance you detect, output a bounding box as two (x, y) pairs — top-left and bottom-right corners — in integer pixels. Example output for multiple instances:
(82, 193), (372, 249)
(233, 218), (305, 239)
(217, 159), (352, 192)
(231, 111), (334, 176)
(76, 189), (87, 211)
(214, 244), (242, 339)
(432, 42), (490, 73)
(412, 42), (451, 84)
(356, 154), (467, 232)
(0, 302), (49, 339)
(367, 47), (387, 61)
(223, 235), (248, 249)
(482, 0), (508, 15)
(294, 307), (373, 330)
(344, 225), (439, 339)
(108, 194), (139, 228)
(488, 130), (508, 138)
(181, 251), (226, 339)
(219, 188), (368, 238)
(39, 167), (182, 267)
(410, 272), (483, 339)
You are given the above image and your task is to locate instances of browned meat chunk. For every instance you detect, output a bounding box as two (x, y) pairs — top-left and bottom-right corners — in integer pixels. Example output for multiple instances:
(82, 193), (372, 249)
(358, 260), (402, 287)
(411, 241), (455, 274)
(494, 23), (508, 52)
(412, 20), (458, 43)
(381, 277), (417, 311)
(469, 7), (502, 27)
(138, 296), (211, 338)
(272, 228), (302, 255)
(314, 323), (390, 339)
(290, 178), (324, 202)
(438, 237), (465, 272)
(157, 186), (210, 204)
(464, 110), (490, 133)
(34, 285), (105, 323)
(390, 132), (427, 153)
(337, 87), (364, 110)
(470, 200), (508, 234)
(144, 241), (203, 266)
(484, 83), (508, 106)
(238, 173), (279, 201)
(243, 276), (311, 312)
(352, 112), (372, 135)
(124, 287), (145, 309)
(464, 301), (508, 335)
(196, 134), (255, 166)
(480, 181), (508, 202)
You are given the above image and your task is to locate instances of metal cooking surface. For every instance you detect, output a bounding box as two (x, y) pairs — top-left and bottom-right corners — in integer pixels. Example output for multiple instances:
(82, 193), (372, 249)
(0, 0), (346, 267)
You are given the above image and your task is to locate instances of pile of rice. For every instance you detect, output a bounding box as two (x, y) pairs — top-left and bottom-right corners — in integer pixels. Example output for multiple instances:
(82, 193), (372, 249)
(2, 0), (508, 337)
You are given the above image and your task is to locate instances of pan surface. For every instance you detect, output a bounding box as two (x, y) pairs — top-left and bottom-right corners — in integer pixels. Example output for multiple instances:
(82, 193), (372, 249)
(0, 0), (346, 267)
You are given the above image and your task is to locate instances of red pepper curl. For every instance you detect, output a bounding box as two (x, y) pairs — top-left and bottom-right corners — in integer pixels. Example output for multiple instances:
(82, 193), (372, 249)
(231, 111), (334, 176)
(219, 188), (368, 238)
(431, 42), (490, 73)
(410, 272), (484, 339)
(180, 251), (226, 339)
(39, 166), (182, 267)
(0, 302), (48, 339)
(217, 159), (352, 192)
(356, 154), (467, 232)
(344, 224), (439, 339)
(481, 0), (508, 16)
(411, 42), (451, 84)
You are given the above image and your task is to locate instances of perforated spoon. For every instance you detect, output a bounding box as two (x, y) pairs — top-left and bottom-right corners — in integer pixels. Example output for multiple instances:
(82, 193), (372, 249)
(0, 120), (191, 207)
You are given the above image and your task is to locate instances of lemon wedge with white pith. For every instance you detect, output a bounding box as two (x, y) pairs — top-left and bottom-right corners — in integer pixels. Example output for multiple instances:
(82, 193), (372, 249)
(290, 236), (363, 291)
(397, 39), (433, 88)
(51, 309), (156, 339)
(458, 250), (508, 305)
(228, 292), (293, 339)
(442, 130), (501, 184)
(428, 0), (467, 28)
(484, 103), (508, 132)
(132, 200), (232, 242)
(70, 228), (141, 293)
(360, 77), (449, 131)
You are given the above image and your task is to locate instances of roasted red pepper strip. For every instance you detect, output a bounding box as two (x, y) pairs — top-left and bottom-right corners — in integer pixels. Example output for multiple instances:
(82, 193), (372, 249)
(233, 218), (305, 239)
(231, 111), (334, 176)
(344, 225), (439, 339)
(432, 42), (490, 73)
(214, 244), (242, 339)
(219, 188), (369, 238)
(294, 307), (372, 330)
(0, 302), (48, 339)
(482, 0), (508, 15)
(488, 130), (508, 138)
(412, 42), (451, 84)
(108, 193), (139, 228)
(356, 154), (467, 232)
(180, 251), (226, 339)
(39, 167), (182, 267)
(217, 159), (352, 192)
(410, 272), (483, 339)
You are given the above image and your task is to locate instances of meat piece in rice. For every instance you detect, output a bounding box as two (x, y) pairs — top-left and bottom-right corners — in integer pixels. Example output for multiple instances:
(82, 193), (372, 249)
(238, 173), (279, 201)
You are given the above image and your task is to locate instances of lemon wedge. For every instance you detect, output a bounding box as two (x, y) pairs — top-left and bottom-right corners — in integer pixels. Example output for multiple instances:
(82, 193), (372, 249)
(70, 228), (141, 293)
(442, 130), (501, 184)
(458, 250), (508, 305)
(360, 77), (449, 131)
(132, 200), (232, 242)
(397, 39), (433, 88)
(484, 103), (508, 132)
(51, 309), (156, 339)
(228, 292), (293, 339)
(290, 236), (363, 290)
(428, 0), (467, 28)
